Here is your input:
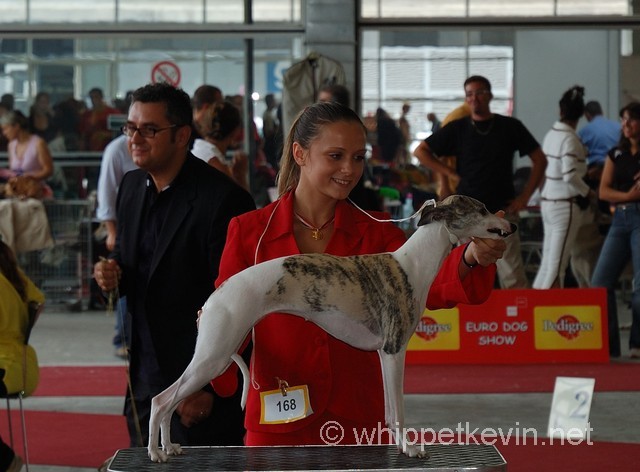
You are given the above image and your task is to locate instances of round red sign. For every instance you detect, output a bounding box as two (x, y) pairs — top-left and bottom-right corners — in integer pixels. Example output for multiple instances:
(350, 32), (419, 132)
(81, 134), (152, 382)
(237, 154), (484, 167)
(151, 61), (181, 87)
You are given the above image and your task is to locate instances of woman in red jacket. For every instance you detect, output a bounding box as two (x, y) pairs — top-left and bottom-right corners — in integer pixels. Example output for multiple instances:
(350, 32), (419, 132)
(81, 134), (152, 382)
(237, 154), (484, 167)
(213, 102), (506, 446)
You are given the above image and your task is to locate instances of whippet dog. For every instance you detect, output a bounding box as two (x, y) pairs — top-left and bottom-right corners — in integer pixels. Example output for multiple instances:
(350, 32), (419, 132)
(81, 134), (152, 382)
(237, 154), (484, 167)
(147, 195), (515, 462)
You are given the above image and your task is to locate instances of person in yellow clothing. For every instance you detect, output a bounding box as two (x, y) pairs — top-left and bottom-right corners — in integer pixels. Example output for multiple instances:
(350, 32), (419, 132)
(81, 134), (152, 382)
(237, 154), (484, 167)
(0, 238), (44, 472)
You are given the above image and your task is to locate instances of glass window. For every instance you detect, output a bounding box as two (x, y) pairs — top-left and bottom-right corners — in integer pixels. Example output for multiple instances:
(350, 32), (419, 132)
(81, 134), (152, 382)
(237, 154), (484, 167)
(556, 0), (629, 15)
(361, 29), (513, 144)
(361, 0), (466, 18)
(469, 0), (554, 17)
(119, 0), (203, 23)
(361, 0), (629, 17)
(29, 0), (115, 23)
(253, 0), (302, 22)
(0, 0), (27, 23)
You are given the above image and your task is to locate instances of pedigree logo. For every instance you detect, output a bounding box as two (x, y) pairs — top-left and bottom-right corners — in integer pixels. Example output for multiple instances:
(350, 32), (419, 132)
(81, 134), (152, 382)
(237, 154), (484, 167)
(408, 308), (460, 351)
(534, 306), (602, 350)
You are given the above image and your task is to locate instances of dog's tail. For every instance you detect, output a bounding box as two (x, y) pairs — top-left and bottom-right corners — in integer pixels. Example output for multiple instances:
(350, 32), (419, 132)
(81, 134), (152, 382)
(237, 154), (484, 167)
(231, 353), (250, 410)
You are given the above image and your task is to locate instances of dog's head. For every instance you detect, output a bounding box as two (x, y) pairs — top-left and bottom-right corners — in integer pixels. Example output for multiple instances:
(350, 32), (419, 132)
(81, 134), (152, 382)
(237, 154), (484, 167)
(417, 195), (516, 243)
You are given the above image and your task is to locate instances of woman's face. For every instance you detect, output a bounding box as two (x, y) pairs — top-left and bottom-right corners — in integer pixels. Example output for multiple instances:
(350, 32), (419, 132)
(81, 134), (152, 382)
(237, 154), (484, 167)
(1, 123), (19, 140)
(294, 120), (367, 201)
(621, 111), (640, 141)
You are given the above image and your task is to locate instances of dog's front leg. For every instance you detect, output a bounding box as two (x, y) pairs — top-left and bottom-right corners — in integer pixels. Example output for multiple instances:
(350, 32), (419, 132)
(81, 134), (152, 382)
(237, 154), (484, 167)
(379, 350), (428, 459)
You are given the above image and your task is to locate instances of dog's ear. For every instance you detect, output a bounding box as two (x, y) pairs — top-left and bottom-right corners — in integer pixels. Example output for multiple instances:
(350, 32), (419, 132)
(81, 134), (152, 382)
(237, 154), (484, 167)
(417, 203), (446, 227)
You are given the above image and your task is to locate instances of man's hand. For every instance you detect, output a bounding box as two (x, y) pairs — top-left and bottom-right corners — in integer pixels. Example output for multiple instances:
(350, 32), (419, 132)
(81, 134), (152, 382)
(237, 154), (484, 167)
(176, 390), (214, 427)
(93, 258), (121, 292)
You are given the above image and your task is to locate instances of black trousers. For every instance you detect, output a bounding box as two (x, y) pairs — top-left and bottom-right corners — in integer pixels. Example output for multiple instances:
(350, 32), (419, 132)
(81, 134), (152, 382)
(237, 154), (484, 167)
(124, 387), (246, 448)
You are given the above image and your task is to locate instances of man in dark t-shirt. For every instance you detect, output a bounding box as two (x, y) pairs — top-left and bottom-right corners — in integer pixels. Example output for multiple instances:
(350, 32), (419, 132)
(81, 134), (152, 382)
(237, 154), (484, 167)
(413, 75), (547, 289)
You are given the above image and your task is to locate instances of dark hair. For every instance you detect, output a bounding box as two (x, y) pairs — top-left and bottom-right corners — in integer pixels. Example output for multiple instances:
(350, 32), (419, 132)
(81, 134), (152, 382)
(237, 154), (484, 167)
(88, 87), (104, 98)
(203, 100), (242, 140)
(319, 84), (351, 108)
(585, 101), (603, 117)
(276, 101), (366, 196)
(464, 75), (492, 93)
(131, 82), (193, 128)
(559, 85), (585, 122)
(0, 110), (29, 130)
(618, 102), (640, 152)
(0, 240), (26, 301)
(192, 85), (223, 111)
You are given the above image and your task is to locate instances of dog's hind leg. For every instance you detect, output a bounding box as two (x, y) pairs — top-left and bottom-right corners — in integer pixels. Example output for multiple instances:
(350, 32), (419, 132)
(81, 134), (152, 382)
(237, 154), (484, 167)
(379, 351), (428, 459)
(148, 364), (216, 462)
(148, 378), (183, 462)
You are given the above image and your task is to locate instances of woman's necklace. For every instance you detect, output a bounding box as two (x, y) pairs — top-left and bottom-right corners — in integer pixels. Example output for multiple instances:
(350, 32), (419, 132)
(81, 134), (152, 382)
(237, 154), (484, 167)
(470, 116), (495, 136)
(294, 212), (335, 240)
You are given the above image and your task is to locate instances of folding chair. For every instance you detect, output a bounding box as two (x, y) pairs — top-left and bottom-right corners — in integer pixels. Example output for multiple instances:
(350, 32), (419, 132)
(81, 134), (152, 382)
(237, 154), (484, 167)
(2, 301), (42, 472)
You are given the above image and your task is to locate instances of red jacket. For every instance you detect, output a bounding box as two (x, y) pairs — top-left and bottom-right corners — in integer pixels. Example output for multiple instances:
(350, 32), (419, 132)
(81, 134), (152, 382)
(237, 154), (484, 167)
(213, 190), (495, 435)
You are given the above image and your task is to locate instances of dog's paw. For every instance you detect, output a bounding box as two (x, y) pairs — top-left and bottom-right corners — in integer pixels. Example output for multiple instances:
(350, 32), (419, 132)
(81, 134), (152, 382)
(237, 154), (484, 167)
(163, 442), (183, 457)
(148, 447), (169, 463)
(401, 443), (429, 459)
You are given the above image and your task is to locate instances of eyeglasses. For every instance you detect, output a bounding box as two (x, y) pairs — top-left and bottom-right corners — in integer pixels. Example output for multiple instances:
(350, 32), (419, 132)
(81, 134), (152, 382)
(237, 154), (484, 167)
(121, 124), (177, 138)
(465, 90), (491, 98)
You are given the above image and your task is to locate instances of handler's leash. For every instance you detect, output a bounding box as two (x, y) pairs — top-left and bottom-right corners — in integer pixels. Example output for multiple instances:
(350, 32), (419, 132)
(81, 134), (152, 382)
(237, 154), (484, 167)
(98, 257), (144, 447)
(348, 197), (437, 224)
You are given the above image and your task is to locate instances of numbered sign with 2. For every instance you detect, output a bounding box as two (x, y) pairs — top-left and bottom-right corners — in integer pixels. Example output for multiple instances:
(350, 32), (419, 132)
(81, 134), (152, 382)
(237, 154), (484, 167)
(547, 376), (595, 440)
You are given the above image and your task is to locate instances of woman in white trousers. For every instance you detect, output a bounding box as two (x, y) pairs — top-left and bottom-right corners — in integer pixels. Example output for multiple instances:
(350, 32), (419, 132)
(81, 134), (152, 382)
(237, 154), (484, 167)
(534, 86), (592, 289)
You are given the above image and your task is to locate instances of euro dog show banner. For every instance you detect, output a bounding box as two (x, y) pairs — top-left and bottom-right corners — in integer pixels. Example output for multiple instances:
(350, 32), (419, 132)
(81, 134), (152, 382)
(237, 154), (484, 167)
(407, 288), (608, 364)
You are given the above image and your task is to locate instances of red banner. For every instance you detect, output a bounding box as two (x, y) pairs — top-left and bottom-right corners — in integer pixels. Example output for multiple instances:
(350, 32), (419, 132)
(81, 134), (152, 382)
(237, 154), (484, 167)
(407, 288), (608, 364)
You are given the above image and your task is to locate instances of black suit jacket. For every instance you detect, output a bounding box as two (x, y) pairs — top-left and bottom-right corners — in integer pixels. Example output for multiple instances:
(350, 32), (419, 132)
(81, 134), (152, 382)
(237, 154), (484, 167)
(113, 154), (255, 383)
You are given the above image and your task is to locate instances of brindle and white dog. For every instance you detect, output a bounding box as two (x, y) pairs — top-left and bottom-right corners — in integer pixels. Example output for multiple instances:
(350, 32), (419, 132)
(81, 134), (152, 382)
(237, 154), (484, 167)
(147, 195), (515, 462)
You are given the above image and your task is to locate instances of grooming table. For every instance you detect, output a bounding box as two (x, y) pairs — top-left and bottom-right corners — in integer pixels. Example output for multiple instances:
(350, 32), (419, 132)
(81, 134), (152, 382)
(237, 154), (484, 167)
(108, 444), (507, 471)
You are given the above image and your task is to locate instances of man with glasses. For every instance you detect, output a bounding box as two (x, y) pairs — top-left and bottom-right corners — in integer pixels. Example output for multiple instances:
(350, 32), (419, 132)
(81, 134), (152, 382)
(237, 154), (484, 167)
(413, 75), (546, 288)
(93, 82), (255, 448)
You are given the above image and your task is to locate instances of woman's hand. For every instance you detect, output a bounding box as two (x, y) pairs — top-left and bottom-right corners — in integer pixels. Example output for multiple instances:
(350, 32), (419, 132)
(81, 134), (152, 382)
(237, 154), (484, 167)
(462, 210), (508, 268)
(466, 237), (507, 267)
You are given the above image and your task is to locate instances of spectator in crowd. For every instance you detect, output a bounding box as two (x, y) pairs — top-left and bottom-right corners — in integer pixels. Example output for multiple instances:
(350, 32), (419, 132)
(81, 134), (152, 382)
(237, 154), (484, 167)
(79, 87), (120, 151)
(533, 85), (591, 289)
(262, 93), (281, 170)
(590, 101), (640, 359)
(413, 75), (546, 289)
(570, 100), (621, 287)
(192, 84), (223, 140)
(317, 84), (350, 108)
(93, 82), (255, 447)
(427, 112), (441, 134)
(0, 110), (54, 197)
(375, 107), (402, 165)
(94, 133), (138, 356)
(579, 100), (622, 187)
(29, 91), (65, 151)
(53, 96), (85, 151)
(209, 101), (506, 446)
(397, 102), (412, 165)
(191, 100), (249, 190)
(1, 238), (45, 472)
(0, 94), (14, 112)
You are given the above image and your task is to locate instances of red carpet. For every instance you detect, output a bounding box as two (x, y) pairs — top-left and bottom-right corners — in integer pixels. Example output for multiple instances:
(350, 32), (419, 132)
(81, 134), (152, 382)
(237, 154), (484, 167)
(404, 362), (640, 394)
(34, 365), (127, 396)
(7, 363), (637, 469)
(0, 410), (128, 468)
(34, 362), (640, 397)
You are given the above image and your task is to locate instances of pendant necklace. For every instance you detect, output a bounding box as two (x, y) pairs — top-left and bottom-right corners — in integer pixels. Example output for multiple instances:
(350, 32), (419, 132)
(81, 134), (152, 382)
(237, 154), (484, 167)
(470, 116), (495, 136)
(294, 212), (335, 240)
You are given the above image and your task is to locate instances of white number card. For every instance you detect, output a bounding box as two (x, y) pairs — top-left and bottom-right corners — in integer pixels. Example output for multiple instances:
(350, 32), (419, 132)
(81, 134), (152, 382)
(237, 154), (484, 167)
(548, 376), (595, 440)
(260, 385), (313, 424)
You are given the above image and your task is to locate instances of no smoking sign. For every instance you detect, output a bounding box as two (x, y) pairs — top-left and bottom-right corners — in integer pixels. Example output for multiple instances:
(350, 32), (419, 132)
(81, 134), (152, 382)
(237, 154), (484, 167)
(151, 61), (181, 86)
